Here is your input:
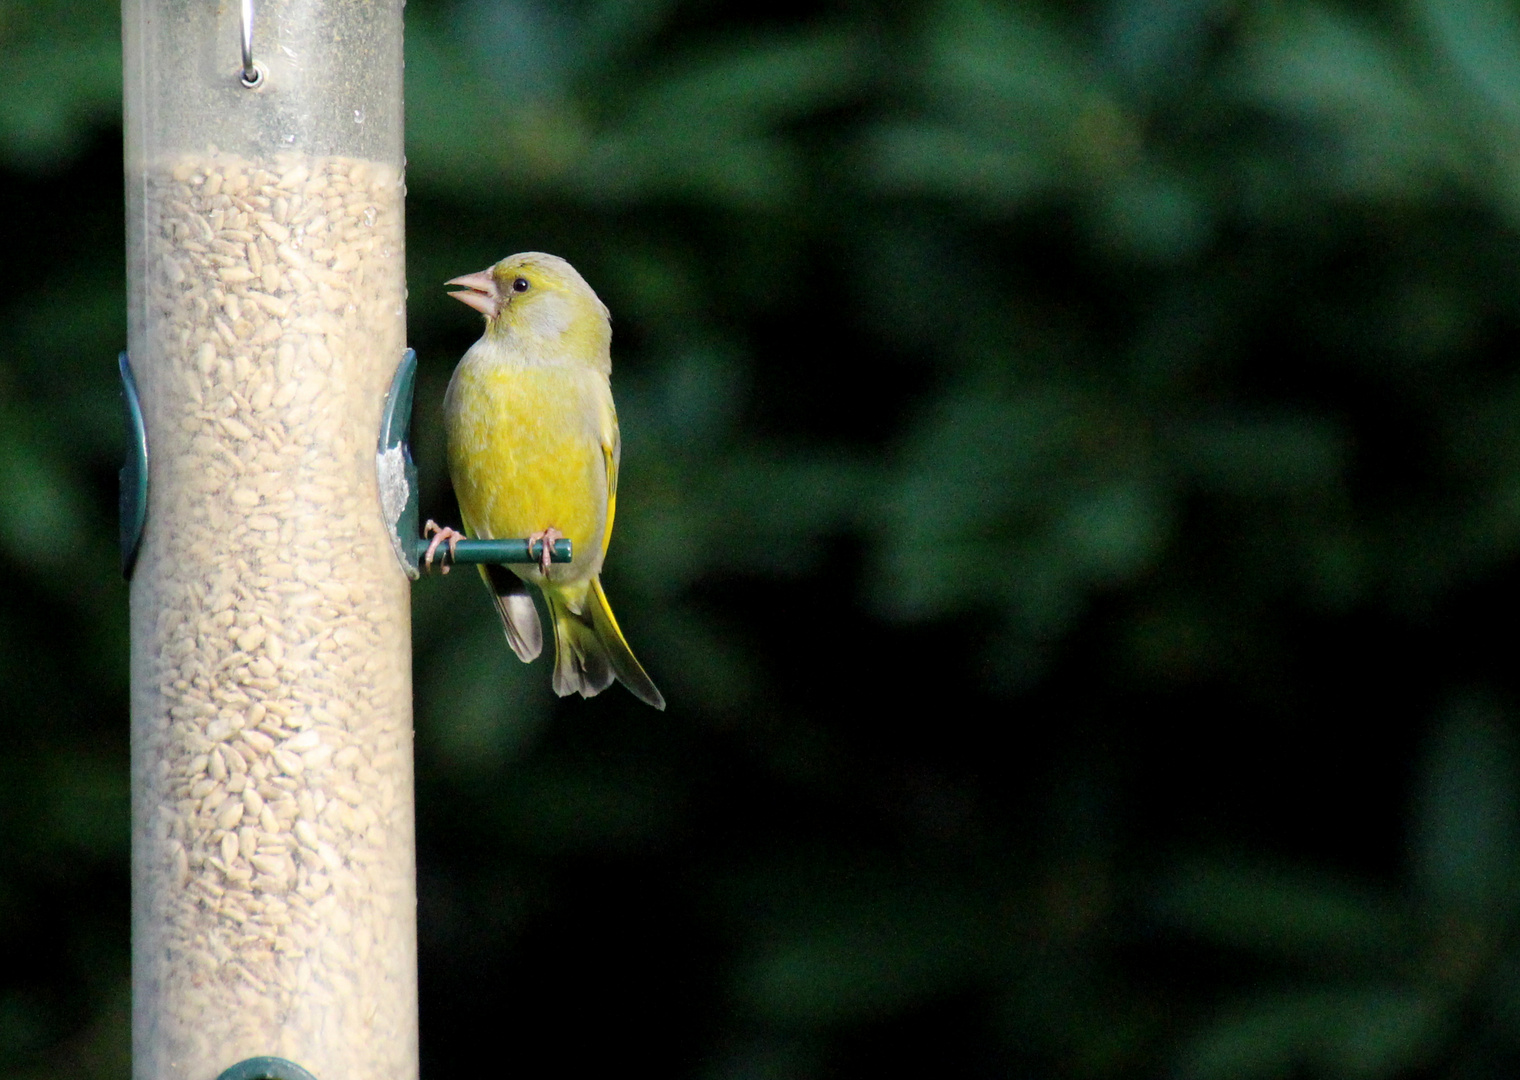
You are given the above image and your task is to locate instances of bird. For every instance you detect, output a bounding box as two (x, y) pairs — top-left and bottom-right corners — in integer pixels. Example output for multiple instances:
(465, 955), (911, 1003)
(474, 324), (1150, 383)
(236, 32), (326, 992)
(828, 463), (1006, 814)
(435, 252), (665, 710)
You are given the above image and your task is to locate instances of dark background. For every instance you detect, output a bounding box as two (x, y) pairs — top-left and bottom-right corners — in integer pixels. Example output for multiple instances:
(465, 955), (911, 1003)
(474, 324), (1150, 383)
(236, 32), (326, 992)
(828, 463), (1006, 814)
(5, 0), (1520, 1076)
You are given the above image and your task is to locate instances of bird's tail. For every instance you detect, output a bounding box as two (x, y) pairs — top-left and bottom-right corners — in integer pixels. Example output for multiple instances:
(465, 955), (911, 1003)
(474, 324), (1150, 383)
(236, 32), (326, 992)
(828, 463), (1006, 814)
(546, 577), (665, 710)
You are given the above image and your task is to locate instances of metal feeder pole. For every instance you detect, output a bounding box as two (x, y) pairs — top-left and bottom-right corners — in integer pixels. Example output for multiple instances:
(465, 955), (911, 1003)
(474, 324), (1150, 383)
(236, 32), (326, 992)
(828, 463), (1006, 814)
(122, 1), (414, 1077)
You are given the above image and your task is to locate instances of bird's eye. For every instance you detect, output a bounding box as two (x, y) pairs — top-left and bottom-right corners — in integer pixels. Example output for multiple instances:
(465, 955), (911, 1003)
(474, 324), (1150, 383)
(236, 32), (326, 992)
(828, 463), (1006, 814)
(512, 277), (530, 293)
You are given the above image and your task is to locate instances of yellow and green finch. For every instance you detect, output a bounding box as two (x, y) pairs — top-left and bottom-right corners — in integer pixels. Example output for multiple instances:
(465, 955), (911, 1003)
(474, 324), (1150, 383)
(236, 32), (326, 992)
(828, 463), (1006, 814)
(436, 252), (665, 710)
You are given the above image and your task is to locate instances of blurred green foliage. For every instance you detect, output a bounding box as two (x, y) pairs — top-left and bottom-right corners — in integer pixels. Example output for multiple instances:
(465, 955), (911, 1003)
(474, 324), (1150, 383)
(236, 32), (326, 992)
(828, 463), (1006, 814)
(8, 0), (1520, 1075)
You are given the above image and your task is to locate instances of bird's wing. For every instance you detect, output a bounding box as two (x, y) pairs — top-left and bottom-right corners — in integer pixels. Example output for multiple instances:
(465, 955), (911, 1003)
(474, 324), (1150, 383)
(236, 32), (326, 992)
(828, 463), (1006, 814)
(600, 397), (620, 559)
(480, 563), (543, 662)
(458, 500), (544, 663)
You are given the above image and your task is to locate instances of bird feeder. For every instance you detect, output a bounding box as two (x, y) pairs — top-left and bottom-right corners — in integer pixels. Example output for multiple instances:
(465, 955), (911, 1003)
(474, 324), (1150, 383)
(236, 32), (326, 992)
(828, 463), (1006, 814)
(122, 1), (414, 1076)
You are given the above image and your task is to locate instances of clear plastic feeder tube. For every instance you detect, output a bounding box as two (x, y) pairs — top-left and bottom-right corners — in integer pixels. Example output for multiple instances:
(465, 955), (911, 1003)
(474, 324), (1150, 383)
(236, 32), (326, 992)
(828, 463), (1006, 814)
(123, 2), (413, 1078)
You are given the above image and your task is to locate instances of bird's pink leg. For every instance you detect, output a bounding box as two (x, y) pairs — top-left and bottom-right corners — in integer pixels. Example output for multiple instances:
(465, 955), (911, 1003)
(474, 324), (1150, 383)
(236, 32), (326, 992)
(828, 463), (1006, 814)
(423, 520), (467, 573)
(526, 526), (564, 575)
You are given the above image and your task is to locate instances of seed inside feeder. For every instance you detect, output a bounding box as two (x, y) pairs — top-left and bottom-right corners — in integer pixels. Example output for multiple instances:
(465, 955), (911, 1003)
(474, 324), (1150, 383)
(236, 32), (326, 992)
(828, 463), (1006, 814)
(131, 149), (416, 1080)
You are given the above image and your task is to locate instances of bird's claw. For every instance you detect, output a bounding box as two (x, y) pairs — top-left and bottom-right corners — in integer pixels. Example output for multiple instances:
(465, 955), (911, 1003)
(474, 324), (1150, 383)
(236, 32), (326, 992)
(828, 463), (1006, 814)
(423, 520), (466, 573)
(527, 527), (564, 575)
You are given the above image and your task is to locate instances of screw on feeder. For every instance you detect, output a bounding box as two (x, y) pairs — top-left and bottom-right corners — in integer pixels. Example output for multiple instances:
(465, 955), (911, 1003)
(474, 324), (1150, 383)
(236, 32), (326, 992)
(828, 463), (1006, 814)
(238, 0), (264, 88)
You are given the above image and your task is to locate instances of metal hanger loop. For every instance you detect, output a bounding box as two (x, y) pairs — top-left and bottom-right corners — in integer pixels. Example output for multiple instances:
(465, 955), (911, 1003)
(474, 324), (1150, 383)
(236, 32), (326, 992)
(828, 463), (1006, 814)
(239, 0), (264, 88)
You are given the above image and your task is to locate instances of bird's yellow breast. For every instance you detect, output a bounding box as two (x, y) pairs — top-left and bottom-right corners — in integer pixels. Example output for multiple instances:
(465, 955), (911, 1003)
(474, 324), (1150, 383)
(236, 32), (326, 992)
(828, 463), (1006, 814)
(444, 350), (613, 584)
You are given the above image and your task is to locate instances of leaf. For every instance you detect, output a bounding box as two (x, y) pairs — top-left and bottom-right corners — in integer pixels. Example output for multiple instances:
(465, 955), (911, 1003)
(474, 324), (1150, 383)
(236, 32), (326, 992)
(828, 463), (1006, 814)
(622, 31), (863, 131)
(1413, 0), (1520, 131)
(866, 0), (1131, 206)
(1179, 987), (1446, 1080)
(0, 6), (120, 170)
(874, 392), (1166, 634)
(927, 0), (1100, 133)
(1154, 860), (1408, 962)
(1171, 414), (1347, 495)
(865, 121), (1055, 205)
(1232, 3), (1462, 198)
(1102, 0), (1226, 91)
(1410, 692), (1520, 910)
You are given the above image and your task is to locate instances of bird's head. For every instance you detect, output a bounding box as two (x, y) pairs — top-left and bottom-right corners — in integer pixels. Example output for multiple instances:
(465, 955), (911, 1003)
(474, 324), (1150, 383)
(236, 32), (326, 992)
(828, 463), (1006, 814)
(447, 252), (611, 364)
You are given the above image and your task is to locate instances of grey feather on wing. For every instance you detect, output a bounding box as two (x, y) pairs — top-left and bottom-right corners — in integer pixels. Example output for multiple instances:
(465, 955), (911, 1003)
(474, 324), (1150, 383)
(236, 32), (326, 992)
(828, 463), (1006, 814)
(481, 563), (542, 662)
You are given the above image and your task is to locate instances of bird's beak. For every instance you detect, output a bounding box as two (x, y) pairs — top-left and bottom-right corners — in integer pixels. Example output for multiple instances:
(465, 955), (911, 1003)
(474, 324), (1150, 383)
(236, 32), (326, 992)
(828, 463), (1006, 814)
(446, 270), (499, 319)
